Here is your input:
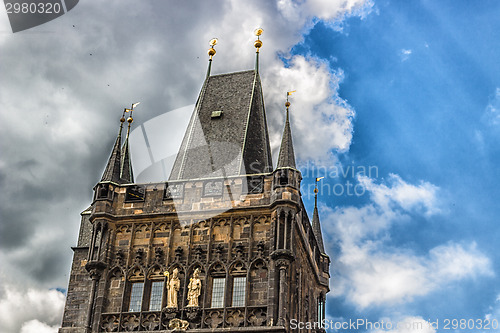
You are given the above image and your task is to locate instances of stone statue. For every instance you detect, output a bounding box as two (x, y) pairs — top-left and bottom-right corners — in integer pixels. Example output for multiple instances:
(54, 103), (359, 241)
(166, 268), (180, 308)
(186, 268), (201, 307)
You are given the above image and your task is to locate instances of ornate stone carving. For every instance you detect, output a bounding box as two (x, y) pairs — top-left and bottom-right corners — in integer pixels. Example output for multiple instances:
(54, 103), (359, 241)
(133, 248), (144, 265)
(162, 307), (179, 321)
(154, 247), (163, 264)
(256, 240), (265, 257)
(193, 245), (204, 261)
(121, 314), (140, 331)
(186, 268), (201, 307)
(214, 243), (224, 261)
(185, 307), (201, 321)
(115, 250), (125, 266)
(248, 307), (267, 327)
(141, 313), (160, 331)
(100, 314), (119, 332)
(233, 243), (244, 258)
(168, 318), (190, 331)
(226, 309), (245, 327)
(174, 246), (183, 262)
(204, 310), (223, 329)
(85, 260), (106, 280)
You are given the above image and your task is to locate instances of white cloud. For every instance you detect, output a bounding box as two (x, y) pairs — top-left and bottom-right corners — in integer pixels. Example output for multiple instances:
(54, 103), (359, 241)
(483, 87), (500, 126)
(400, 49), (412, 61)
(333, 241), (492, 308)
(264, 56), (355, 164)
(21, 320), (59, 333)
(0, 282), (65, 333)
(324, 174), (492, 309)
(373, 316), (437, 333)
(359, 174), (441, 216)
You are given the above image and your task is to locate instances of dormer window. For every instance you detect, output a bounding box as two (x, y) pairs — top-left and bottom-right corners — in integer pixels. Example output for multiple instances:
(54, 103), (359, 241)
(211, 110), (223, 118)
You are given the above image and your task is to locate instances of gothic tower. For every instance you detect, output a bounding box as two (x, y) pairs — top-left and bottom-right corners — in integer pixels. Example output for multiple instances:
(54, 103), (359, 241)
(59, 31), (330, 333)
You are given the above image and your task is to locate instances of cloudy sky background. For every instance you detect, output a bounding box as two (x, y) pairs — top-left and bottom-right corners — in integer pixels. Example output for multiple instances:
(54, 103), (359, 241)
(1, 0), (500, 332)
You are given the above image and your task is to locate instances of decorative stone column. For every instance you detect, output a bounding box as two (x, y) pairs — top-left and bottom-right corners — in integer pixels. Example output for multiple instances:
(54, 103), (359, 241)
(84, 261), (106, 333)
(271, 249), (294, 328)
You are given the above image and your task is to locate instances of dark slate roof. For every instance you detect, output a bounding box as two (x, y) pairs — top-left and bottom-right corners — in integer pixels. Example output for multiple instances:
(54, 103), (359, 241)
(312, 195), (325, 253)
(120, 136), (134, 183)
(100, 126), (123, 183)
(169, 70), (273, 180)
(276, 109), (296, 169)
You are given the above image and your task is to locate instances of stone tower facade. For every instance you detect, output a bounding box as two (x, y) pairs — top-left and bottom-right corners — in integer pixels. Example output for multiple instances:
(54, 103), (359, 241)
(59, 43), (330, 333)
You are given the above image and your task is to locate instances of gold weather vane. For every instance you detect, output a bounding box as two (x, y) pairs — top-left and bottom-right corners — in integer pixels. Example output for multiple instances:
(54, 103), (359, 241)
(206, 38), (218, 78)
(208, 38), (218, 59)
(285, 90), (296, 109)
(123, 102), (140, 124)
(315, 176), (324, 195)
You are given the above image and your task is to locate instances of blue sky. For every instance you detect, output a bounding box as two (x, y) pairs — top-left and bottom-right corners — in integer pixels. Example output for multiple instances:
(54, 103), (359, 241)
(293, 0), (500, 328)
(1, 1), (500, 332)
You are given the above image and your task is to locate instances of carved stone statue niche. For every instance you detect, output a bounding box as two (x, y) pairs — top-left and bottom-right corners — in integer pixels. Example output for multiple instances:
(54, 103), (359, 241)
(186, 268), (202, 307)
(164, 268), (180, 308)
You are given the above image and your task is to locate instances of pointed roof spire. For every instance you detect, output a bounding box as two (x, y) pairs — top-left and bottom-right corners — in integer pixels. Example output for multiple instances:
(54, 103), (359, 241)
(121, 135), (134, 183)
(120, 103), (139, 183)
(206, 38), (218, 78)
(276, 91), (297, 169)
(100, 116), (125, 183)
(254, 28), (263, 72)
(312, 177), (325, 253)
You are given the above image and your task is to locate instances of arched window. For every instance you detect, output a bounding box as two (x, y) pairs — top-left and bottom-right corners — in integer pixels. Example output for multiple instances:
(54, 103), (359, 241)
(209, 263), (226, 308)
(317, 294), (325, 324)
(148, 281), (164, 311)
(146, 266), (164, 311)
(126, 267), (145, 312)
(230, 262), (247, 307)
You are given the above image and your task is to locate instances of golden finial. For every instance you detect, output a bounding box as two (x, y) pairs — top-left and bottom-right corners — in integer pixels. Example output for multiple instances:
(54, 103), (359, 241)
(314, 177), (324, 194)
(286, 90), (296, 109)
(206, 38), (218, 78)
(208, 38), (218, 59)
(123, 102), (140, 125)
(254, 28), (263, 51)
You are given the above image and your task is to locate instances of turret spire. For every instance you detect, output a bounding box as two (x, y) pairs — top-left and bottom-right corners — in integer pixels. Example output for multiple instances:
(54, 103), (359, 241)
(120, 102), (139, 183)
(100, 113), (125, 183)
(276, 91), (297, 169)
(312, 177), (326, 253)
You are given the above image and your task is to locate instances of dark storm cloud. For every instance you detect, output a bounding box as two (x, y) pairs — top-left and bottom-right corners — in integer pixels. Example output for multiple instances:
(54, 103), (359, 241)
(0, 1), (368, 331)
(0, 0), (234, 289)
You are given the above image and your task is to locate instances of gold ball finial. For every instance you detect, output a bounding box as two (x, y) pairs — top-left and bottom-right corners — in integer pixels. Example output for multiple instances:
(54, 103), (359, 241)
(120, 117), (126, 123)
(314, 188), (319, 194)
(208, 38), (218, 59)
(254, 28), (263, 50)
(127, 117), (133, 123)
(285, 101), (291, 108)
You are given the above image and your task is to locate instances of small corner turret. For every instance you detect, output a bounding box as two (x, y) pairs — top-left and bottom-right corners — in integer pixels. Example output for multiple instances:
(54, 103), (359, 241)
(93, 103), (139, 211)
(272, 91), (302, 205)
